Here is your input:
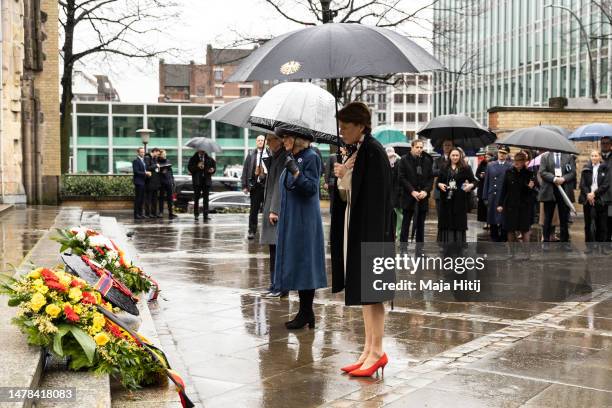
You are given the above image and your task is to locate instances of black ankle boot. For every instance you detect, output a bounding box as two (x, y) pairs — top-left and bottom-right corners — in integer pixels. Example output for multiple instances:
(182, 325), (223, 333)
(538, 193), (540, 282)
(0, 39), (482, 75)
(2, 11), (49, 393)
(285, 311), (314, 330)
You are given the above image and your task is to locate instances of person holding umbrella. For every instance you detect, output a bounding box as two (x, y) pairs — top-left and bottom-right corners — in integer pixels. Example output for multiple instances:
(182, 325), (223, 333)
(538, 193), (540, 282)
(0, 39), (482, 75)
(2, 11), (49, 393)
(579, 150), (610, 243)
(187, 149), (216, 221)
(331, 102), (394, 378)
(538, 151), (576, 242)
(496, 152), (536, 242)
(483, 146), (512, 242)
(436, 147), (477, 244)
(475, 151), (492, 229)
(272, 123), (326, 330)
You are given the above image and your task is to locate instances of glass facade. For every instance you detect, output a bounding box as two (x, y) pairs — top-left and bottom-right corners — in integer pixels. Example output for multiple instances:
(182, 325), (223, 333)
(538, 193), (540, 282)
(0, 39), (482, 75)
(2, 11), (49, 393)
(70, 102), (329, 175)
(433, 0), (612, 125)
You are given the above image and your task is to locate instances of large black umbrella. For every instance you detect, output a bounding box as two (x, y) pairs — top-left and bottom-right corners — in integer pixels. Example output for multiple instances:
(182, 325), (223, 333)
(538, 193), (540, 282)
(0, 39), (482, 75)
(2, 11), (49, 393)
(540, 125), (572, 138)
(417, 114), (496, 150)
(227, 23), (442, 82)
(226, 23), (443, 149)
(502, 127), (579, 155)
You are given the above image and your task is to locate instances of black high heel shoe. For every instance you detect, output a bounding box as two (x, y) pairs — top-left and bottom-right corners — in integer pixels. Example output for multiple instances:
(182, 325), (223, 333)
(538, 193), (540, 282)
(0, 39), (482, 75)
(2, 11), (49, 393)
(285, 312), (315, 330)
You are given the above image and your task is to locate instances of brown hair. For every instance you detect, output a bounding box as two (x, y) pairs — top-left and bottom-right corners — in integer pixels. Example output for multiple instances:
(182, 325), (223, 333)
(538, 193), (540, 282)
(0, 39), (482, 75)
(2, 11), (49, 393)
(337, 102), (372, 134)
(514, 152), (528, 162)
(447, 147), (468, 170)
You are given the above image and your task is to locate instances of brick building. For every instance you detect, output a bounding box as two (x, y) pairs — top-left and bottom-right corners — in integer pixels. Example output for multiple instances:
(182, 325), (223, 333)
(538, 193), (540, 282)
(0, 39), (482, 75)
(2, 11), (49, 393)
(158, 45), (274, 104)
(1, 0), (60, 204)
(73, 70), (120, 102)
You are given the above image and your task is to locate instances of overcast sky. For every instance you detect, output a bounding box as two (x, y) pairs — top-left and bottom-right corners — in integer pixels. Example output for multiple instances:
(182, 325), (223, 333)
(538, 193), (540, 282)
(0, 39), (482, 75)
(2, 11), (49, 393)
(78, 0), (433, 102)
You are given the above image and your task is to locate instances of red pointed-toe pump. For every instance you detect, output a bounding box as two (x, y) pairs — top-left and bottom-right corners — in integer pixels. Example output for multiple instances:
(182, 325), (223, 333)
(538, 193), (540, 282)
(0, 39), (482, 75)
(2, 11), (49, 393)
(340, 362), (363, 373)
(349, 353), (388, 377)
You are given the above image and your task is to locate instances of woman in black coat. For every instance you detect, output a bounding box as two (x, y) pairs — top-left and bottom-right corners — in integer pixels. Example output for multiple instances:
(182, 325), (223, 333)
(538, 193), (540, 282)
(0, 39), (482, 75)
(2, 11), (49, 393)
(157, 149), (176, 219)
(331, 102), (394, 377)
(579, 150), (610, 242)
(496, 152), (535, 242)
(436, 148), (477, 244)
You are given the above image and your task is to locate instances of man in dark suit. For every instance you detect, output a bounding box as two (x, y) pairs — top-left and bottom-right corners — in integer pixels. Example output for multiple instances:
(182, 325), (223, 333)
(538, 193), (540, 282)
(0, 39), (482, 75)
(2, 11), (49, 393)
(132, 147), (150, 219)
(601, 136), (612, 241)
(188, 149), (216, 221)
(241, 135), (268, 239)
(398, 139), (433, 243)
(538, 151), (577, 242)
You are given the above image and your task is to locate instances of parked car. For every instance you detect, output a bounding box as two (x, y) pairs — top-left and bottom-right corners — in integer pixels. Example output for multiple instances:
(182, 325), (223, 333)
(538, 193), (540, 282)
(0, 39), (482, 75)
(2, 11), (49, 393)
(189, 191), (250, 213)
(174, 176), (241, 211)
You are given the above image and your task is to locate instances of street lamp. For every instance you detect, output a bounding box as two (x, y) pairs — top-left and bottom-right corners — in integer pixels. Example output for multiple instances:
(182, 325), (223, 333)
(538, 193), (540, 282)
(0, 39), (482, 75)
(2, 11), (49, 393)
(545, 4), (598, 104)
(136, 128), (154, 153)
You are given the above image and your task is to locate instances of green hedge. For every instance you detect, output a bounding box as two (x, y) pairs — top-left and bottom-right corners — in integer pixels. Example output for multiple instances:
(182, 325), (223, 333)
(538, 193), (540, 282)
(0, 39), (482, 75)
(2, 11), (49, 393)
(61, 175), (134, 197)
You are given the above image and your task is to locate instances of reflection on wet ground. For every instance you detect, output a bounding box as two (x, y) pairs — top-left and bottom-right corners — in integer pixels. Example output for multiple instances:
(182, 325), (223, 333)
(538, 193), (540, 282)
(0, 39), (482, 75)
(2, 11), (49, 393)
(0, 206), (62, 274)
(103, 211), (612, 407)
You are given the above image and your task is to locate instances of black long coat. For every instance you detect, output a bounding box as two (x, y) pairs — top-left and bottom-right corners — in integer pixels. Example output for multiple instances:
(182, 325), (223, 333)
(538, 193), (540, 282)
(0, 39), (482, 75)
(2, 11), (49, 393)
(436, 165), (476, 231)
(475, 159), (488, 222)
(144, 154), (161, 190)
(187, 152), (216, 187)
(498, 167), (535, 232)
(330, 135), (395, 306)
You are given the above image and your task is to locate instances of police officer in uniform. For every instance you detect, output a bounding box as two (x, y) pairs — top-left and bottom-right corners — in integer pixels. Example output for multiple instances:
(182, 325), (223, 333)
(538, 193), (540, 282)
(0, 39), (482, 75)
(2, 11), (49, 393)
(483, 146), (513, 242)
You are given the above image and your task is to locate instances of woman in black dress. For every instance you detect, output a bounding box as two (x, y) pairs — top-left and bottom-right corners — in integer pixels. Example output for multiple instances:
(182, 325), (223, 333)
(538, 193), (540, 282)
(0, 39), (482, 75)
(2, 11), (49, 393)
(496, 152), (535, 242)
(436, 148), (477, 244)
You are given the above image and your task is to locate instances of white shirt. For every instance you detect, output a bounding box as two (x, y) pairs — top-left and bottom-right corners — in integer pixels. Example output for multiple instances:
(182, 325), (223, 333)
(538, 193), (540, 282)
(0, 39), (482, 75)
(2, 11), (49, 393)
(591, 163), (600, 192)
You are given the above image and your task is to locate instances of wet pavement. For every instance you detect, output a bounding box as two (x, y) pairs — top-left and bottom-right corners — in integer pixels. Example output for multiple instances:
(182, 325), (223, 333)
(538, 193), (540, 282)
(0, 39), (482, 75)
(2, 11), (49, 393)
(98, 209), (612, 408)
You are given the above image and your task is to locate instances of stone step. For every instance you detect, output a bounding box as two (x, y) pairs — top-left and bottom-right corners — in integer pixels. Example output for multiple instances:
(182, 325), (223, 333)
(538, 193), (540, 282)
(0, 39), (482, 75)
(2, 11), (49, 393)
(0, 208), (94, 408)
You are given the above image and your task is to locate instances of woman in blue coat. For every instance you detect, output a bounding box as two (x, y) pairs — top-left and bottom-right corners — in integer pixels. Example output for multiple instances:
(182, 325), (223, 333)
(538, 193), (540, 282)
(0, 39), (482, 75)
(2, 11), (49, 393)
(273, 123), (326, 330)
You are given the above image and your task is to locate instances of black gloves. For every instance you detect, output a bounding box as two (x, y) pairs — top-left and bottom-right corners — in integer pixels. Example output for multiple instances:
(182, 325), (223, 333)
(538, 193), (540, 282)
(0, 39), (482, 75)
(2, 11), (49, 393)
(284, 156), (300, 176)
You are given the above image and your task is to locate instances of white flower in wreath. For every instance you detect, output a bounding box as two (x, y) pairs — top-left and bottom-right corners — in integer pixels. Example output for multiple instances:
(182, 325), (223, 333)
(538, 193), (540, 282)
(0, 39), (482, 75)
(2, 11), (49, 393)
(75, 230), (86, 242)
(85, 249), (95, 259)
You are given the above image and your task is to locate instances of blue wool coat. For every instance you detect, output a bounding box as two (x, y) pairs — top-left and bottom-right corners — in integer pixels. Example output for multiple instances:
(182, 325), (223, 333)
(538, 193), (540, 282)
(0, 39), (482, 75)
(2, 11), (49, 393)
(274, 147), (327, 291)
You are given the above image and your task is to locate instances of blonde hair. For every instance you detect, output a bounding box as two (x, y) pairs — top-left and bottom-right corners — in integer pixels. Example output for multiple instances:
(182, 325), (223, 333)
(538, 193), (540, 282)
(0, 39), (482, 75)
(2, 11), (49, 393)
(293, 137), (311, 150)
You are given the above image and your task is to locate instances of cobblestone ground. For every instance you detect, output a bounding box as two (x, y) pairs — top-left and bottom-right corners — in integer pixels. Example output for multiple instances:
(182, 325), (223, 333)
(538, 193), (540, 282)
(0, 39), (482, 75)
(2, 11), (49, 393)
(102, 211), (611, 408)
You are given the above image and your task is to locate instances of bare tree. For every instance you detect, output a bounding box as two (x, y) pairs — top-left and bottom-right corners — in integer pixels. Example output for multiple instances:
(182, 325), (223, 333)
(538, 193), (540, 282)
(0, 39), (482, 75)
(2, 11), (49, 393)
(59, 0), (178, 173)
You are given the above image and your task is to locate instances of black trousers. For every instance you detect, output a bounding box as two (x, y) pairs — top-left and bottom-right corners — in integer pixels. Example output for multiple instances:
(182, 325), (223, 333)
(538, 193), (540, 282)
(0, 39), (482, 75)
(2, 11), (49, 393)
(543, 191), (570, 242)
(268, 244), (277, 291)
(134, 185), (145, 217)
(193, 184), (210, 217)
(145, 187), (159, 216)
(158, 183), (173, 216)
(400, 205), (427, 243)
(248, 184), (265, 233)
(584, 203), (608, 242)
(607, 214), (612, 242)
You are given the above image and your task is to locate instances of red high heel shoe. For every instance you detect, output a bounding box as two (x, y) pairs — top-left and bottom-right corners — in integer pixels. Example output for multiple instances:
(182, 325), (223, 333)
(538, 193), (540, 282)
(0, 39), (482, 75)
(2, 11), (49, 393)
(349, 353), (388, 377)
(340, 362), (363, 373)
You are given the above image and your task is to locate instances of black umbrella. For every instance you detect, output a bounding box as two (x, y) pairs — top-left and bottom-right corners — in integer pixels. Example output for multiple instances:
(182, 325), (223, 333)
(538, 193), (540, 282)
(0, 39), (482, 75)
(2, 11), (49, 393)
(417, 114), (496, 150)
(502, 127), (579, 155)
(226, 23), (443, 149)
(61, 253), (139, 316)
(227, 23), (442, 82)
(540, 125), (572, 138)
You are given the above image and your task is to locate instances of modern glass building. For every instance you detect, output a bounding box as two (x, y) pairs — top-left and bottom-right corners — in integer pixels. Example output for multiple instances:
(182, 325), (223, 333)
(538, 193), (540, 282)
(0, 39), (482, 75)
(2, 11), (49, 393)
(70, 101), (329, 175)
(433, 0), (611, 125)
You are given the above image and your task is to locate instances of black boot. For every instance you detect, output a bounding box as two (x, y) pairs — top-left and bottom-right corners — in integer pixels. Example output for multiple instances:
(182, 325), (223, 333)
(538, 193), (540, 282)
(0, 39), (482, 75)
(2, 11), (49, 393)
(285, 290), (315, 330)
